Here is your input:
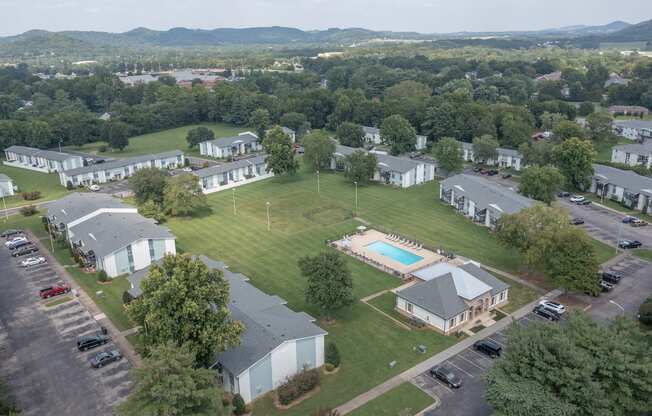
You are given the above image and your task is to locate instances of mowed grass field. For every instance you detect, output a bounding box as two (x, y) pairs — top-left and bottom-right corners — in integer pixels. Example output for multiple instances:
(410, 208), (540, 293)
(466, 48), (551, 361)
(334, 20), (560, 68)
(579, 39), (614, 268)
(164, 169), (539, 415)
(66, 123), (248, 158)
(0, 163), (72, 208)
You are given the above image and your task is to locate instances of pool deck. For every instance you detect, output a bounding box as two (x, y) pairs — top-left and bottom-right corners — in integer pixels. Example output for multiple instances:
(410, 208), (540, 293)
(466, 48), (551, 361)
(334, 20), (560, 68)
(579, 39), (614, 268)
(334, 229), (451, 276)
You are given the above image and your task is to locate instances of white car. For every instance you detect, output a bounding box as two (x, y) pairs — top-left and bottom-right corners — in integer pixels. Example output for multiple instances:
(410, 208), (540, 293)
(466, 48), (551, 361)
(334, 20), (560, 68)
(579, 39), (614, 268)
(89, 184), (100, 192)
(569, 195), (585, 203)
(538, 300), (565, 315)
(5, 236), (27, 247)
(20, 256), (46, 268)
(182, 167), (193, 172)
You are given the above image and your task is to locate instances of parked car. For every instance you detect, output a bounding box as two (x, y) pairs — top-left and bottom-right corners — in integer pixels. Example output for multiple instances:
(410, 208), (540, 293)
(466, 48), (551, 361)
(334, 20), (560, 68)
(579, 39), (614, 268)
(181, 167), (193, 172)
(7, 239), (31, 251)
(570, 218), (585, 225)
(429, 366), (462, 388)
(473, 166), (482, 173)
(487, 169), (499, 176)
(11, 244), (38, 257)
(622, 216), (637, 224)
(479, 169), (488, 175)
(4, 236), (27, 247)
(577, 199), (592, 206)
(538, 300), (566, 315)
(1, 229), (22, 238)
(39, 283), (71, 299)
(89, 350), (122, 368)
(602, 271), (623, 284)
(533, 305), (560, 321)
(569, 195), (585, 203)
(599, 280), (615, 292)
(77, 333), (110, 351)
(20, 256), (46, 267)
(630, 219), (648, 227)
(501, 173), (512, 179)
(473, 339), (502, 358)
(619, 239), (642, 249)
(557, 191), (570, 198)
(89, 184), (100, 192)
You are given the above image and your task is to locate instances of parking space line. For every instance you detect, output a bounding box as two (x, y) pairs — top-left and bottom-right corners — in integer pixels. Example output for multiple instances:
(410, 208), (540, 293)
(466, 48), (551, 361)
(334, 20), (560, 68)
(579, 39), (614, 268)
(425, 374), (454, 393)
(447, 360), (475, 378)
(457, 352), (488, 370)
(466, 348), (495, 363)
(486, 336), (505, 347)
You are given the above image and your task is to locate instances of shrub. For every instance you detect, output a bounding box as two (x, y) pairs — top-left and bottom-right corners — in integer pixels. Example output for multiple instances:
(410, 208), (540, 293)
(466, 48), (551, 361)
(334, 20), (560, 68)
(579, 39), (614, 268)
(97, 270), (109, 283)
(21, 191), (41, 201)
(324, 363), (335, 372)
(325, 342), (340, 368)
(202, 161), (209, 168)
(277, 368), (320, 406)
(221, 394), (231, 407)
(639, 297), (652, 326)
(98, 145), (108, 153)
(66, 181), (74, 190)
(232, 393), (246, 415)
(122, 291), (134, 305)
(19, 205), (37, 216)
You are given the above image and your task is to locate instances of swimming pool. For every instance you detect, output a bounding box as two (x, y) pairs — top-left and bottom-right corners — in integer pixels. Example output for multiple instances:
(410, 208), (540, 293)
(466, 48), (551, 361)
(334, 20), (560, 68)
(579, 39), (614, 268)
(364, 240), (424, 265)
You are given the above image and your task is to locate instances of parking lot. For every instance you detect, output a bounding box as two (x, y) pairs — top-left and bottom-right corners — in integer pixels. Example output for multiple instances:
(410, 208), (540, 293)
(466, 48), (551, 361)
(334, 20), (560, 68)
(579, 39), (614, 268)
(95, 180), (132, 197)
(0, 237), (131, 415)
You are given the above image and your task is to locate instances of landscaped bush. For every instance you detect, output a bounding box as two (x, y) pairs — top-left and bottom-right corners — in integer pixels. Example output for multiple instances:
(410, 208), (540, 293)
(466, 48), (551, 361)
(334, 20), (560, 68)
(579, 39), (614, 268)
(324, 363), (335, 372)
(98, 145), (108, 153)
(639, 297), (652, 326)
(97, 270), (109, 283)
(21, 191), (41, 201)
(122, 291), (134, 305)
(66, 181), (73, 190)
(277, 368), (320, 406)
(232, 393), (246, 415)
(325, 342), (340, 368)
(19, 205), (37, 216)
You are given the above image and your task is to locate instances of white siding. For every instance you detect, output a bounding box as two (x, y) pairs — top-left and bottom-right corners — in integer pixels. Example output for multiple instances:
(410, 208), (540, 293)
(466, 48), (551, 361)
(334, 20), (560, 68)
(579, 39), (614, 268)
(237, 371), (252, 404)
(271, 341), (298, 388)
(131, 240), (150, 271)
(396, 296), (446, 332)
(102, 253), (118, 277)
(315, 335), (325, 367)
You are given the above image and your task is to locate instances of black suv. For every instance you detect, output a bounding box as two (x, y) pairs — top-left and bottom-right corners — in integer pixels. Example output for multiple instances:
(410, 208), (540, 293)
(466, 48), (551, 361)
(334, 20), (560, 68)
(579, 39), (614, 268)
(602, 271), (623, 284)
(11, 244), (38, 257)
(429, 366), (462, 388)
(533, 305), (560, 321)
(1, 229), (22, 238)
(473, 339), (502, 358)
(77, 334), (110, 351)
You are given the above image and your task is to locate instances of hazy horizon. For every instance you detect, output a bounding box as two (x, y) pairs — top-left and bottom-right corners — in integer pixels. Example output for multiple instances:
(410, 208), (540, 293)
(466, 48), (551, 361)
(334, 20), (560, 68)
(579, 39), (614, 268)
(0, 0), (651, 37)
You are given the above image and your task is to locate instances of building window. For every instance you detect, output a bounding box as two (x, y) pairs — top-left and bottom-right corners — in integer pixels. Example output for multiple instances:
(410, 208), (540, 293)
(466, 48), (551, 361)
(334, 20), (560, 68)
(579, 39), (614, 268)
(499, 291), (505, 302)
(126, 244), (135, 273)
(406, 302), (413, 313)
(625, 153), (631, 163)
(449, 317), (456, 328)
(148, 239), (155, 261)
(491, 296), (496, 306)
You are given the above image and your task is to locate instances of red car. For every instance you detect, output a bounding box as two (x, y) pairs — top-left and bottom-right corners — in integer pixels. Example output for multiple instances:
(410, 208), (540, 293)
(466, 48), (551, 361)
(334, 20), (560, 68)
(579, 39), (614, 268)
(39, 283), (71, 299)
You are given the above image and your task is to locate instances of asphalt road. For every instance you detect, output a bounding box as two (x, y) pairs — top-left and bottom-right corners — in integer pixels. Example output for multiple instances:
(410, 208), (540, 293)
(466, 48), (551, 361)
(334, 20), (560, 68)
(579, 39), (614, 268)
(0, 241), (130, 415)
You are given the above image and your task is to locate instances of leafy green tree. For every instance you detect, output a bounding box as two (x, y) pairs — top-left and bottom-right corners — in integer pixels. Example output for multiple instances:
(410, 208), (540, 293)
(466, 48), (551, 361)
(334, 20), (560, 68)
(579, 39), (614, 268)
(539, 111), (565, 131)
(139, 200), (166, 223)
(552, 138), (596, 190)
(232, 394), (246, 415)
(163, 173), (208, 217)
(104, 120), (130, 151)
(325, 342), (341, 368)
(126, 254), (244, 366)
(249, 108), (271, 139)
(25, 120), (54, 148)
(519, 141), (554, 167)
(302, 131), (335, 172)
(336, 122), (365, 148)
(262, 126), (298, 175)
(552, 120), (585, 141)
(518, 165), (565, 204)
(129, 167), (169, 205)
(586, 111), (614, 141)
(117, 343), (222, 416)
(433, 137), (463, 175)
(379, 114), (416, 155)
(343, 150), (377, 184)
(577, 102), (595, 117)
(472, 135), (498, 164)
(299, 252), (354, 320)
(486, 314), (652, 416)
(280, 112), (309, 132)
(186, 126), (215, 149)
(639, 296), (652, 326)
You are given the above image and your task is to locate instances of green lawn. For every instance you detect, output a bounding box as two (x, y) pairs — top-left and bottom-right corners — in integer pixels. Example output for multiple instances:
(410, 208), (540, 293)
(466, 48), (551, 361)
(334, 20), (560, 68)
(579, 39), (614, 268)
(591, 238), (619, 265)
(593, 137), (631, 163)
(632, 249), (652, 263)
(347, 382), (434, 416)
(0, 163), (72, 208)
(66, 123), (247, 158)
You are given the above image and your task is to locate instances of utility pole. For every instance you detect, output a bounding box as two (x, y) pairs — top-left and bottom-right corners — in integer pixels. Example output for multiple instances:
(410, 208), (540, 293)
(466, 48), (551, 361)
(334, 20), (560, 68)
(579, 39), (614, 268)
(316, 170), (320, 194)
(232, 188), (237, 215)
(266, 201), (271, 231)
(354, 181), (358, 215)
(1, 190), (8, 221)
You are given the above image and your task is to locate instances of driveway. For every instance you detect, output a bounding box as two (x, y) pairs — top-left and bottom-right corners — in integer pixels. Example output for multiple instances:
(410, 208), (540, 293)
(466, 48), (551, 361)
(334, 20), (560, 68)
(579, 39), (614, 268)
(95, 180), (132, 197)
(0, 242), (131, 415)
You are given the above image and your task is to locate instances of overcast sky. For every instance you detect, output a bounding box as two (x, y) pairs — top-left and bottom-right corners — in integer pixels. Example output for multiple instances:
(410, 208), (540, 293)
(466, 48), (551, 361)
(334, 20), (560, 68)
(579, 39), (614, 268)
(0, 0), (650, 36)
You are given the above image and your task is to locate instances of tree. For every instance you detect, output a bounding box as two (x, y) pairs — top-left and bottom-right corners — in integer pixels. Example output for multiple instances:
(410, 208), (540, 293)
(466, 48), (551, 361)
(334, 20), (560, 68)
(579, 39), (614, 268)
(126, 254), (244, 366)
(518, 166), (565, 204)
(104, 120), (130, 151)
(472, 135), (498, 164)
(486, 314), (652, 416)
(496, 205), (599, 294)
(552, 120), (585, 141)
(552, 138), (596, 190)
(299, 252), (354, 320)
(163, 173), (208, 217)
(302, 131), (335, 172)
(117, 343), (222, 416)
(186, 126), (214, 149)
(336, 122), (365, 148)
(639, 296), (652, 326)
(325, 342), (341, 368)
(280, 112), (309, 132)
(129, 168), (169, 205)
(343, 151), (377, 185)
(433, 137), (463, 175)
(379, 115), (416, 155)
(586, 111), (614, 141)
(519, 141), (554, 167)
(577, 102), (595, 117)
(262, 126), (298, 175)
(232, 394), (246, 415)
(249, 108), (271, 139)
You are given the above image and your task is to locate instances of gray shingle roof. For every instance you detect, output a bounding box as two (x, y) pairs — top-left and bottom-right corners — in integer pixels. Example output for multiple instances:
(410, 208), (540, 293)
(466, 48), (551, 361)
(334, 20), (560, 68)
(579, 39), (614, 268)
(441, 174), (534, 215)
(613, 140), (652, 155)
(69, 212), (174, 258)
(397, 274), (468, 320)
(4, 145), (80, 162)
(0, 173), (11, 183)
(333, 145), (428, 174)
(194, 155), (267, 178)
(47, 193), (132, 226)
(458, 263), (509, 296)
(62, 150), (183, 176)
(206, 133), (258, 148)
(613, 120), (652, 130)
(457, 141), (521, 158)
(592, 164), (652, 198)
(362, 126), (380, 135)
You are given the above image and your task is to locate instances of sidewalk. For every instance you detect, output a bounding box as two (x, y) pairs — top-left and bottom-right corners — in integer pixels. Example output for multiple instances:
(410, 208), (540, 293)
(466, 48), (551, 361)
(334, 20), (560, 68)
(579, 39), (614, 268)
(27, 230), (142, 367)
(335, 288), (563, 415)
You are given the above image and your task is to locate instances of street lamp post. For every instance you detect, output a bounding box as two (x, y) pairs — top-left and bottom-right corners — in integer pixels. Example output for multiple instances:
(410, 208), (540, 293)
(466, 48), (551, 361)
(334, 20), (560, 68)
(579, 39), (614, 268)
(266, 201), (271, 231)
(609, 299), (625, 316)
(316, 170), (320, 194)
(615, 221), (624, 255)
(1, 190), (8, 221)
(354, 181), (358, 215)
(58, 138), (63, 154)
(232, 188), (237, 215)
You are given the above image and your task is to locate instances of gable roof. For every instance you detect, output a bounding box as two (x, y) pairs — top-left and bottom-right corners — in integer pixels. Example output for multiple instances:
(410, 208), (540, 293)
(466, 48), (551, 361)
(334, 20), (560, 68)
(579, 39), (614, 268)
(194, 155), (267, 178)
(592, 164), (652, 198)
(613, 140), (652, 155)
(4, 145), (81, 162)
(613, 120), (652, 130)
(205, 133), (259, 148)
(0, 173), (11, 183)
(69, 212), (174, 258)
(441, 174), (534, 215)
(62, 150), (183, 176)
(333, 144), (429, 174)
(362, 126), (380, 135)
(46, 193), (132, 226)
(396, 274), (468, 319)
(457, 141), (522, 158)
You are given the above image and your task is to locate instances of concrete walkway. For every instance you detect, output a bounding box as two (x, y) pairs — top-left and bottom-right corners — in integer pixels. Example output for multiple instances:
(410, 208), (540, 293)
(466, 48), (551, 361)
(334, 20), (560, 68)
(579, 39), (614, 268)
(1, 199), (54, 218)
(335, 288), (563, 415)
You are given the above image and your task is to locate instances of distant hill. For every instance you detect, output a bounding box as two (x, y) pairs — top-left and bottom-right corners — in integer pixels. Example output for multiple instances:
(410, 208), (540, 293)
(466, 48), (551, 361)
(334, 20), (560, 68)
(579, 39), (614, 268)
(597, 19), (652, 42)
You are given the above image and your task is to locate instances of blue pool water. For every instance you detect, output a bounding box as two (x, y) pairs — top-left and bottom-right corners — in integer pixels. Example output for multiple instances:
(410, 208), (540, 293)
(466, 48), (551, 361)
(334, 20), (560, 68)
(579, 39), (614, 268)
(365, 240), (424, 265)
